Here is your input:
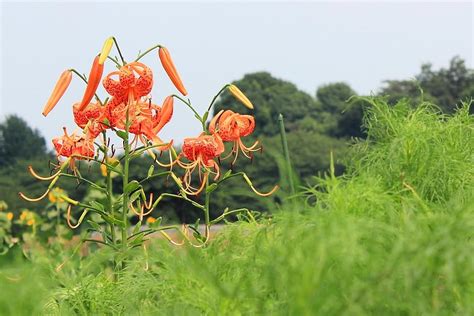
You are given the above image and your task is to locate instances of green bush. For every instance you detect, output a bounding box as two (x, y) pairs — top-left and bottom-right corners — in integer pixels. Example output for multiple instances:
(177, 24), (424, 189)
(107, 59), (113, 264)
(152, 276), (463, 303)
(1, 98), (473, 315)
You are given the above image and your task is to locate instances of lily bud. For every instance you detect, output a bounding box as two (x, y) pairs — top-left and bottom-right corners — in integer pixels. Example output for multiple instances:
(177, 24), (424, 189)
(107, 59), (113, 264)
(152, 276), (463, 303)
(79, 55), (104, 111)
(99, 37), (114, 65)
(228, 84), (254, 110)
(158, 47), (188, 96)
(42, 70), (72, 116)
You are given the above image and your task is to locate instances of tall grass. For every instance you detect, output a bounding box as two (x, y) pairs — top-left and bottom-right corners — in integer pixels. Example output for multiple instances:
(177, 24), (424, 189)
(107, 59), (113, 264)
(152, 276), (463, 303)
(1, 98), (473, 315)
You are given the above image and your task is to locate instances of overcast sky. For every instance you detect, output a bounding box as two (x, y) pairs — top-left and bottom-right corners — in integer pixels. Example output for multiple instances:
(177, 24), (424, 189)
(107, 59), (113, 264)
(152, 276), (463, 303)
(1, 1), (472, 147)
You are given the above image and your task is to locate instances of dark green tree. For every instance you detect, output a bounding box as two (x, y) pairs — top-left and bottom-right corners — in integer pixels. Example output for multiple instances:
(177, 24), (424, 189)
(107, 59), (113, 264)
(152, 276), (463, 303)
(0, 115), (48, 166)
(381, 56), (474, 113)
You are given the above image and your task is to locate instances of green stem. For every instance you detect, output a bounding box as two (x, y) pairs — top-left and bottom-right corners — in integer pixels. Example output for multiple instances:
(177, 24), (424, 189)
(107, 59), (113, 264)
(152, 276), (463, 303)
(135, 44), (162, 62)
(121, 107), (131, 260)
(102, 132), (116, 246)
(112, 37), (126, 65)
(107, 56), (122, 68)
(172, 94), (205, 129)
(204, 174), (210, 232)
(206, 84), (230, 113)
(278, 114), (296, 195)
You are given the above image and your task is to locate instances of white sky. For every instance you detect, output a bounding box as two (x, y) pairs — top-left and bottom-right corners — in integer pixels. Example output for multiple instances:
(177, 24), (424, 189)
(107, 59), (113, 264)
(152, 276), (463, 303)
(1, 1), (472, 147)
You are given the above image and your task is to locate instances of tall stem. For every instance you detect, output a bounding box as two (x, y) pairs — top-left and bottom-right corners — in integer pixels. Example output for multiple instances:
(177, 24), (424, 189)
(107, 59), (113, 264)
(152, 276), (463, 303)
(278, 114), (296, 195)
(121, 107), (131, 257)
(204, 174), (211, 240)
(107, 169), (115, 243)
(112, 37), (126, 65)
(102, 132), (115, 246)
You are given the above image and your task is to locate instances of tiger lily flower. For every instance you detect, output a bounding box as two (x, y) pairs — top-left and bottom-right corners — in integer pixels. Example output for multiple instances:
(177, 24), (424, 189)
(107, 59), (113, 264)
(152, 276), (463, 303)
(73, 102), (108, 139)
(177, 133), (224, 195)
(52, 128), (95, 171)
(102, 61), (173, 151)
(209, 110), (260, 164)
(106, 95), (173, 150)
(103, 62), (153, 102)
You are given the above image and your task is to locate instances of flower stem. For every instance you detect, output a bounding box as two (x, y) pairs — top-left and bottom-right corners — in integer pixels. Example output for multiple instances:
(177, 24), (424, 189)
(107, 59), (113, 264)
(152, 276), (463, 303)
(121, 106), (131, 266)
(112, 37), (126, 65)
(278, 114), (296, 195)
(135, 44), (162, 62)
(206, 84), (230, 113)
(204, 174), (210, 240)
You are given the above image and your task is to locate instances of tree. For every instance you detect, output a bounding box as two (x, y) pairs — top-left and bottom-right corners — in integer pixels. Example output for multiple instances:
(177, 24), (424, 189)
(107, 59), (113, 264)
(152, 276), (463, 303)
(0, 115), (48, 166)
(381, 56), (474, 113)
(314, 82), (362, 137)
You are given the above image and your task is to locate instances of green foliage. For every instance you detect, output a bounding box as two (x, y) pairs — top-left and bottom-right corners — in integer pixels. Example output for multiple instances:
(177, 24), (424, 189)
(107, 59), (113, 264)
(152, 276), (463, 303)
(350, 97), (473, 203)
(1, 98), (473, 314)
(381, 56), (474, 113)
(0, 115), (48, 166)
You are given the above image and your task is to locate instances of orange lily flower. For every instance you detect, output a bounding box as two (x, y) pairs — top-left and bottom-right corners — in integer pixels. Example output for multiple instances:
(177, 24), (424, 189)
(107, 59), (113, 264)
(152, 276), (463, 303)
(73, 102), (108, 138)
(52, 128), (95, 169)
(105, 96), (173, 149)
(103, 62), (153, 102)
(209, 110), (260, 164)
(178, 133), (224, 195)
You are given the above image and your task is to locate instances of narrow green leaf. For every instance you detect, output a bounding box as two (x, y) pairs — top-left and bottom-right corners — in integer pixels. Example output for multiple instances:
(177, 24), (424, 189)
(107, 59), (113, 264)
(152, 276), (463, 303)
(87, 220), (101, 232)
(147, 165), (155, 178)
(206, 183), (218, 194)
(116, 130), (128, 140)
(124, 180), (140, 194)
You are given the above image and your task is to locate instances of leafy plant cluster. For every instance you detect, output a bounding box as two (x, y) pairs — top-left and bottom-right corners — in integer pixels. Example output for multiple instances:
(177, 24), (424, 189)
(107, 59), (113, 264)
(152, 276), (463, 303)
(0, 97), (472, 314)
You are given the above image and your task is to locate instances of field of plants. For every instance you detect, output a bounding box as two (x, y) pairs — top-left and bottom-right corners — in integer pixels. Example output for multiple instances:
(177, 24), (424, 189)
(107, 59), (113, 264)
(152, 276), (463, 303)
(0, 36), (473, 315)
(1, 95), (472, 314)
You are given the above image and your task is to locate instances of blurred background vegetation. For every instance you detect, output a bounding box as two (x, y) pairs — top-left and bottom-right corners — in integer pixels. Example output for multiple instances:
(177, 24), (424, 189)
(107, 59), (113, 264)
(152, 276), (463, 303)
(1, 56), (472, 223)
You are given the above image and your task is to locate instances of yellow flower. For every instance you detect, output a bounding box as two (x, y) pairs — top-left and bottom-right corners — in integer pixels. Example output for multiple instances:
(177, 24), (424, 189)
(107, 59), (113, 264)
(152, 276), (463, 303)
(27, 219), (35, 226)
(100, 163), (107, 177)
(20, 210), (28, 221)
(6, 212), (13, 221)
(101, 157), (119, 177)
(146, 217), (156, 224)
(0, 200), (8, 212)
(48, 187), (66, 203)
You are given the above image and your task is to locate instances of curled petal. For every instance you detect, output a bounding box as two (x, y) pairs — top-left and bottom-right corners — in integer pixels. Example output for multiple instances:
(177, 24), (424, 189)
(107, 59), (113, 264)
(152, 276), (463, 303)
(209, 110), (224, 134)
(159, 231), (185, 246)
(153, 95), (173, 134)
(28, 165), (60, 181)
(66, 205), (89, 229)
(19, 189), (50, 202)
(243, 173), (278, 197)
